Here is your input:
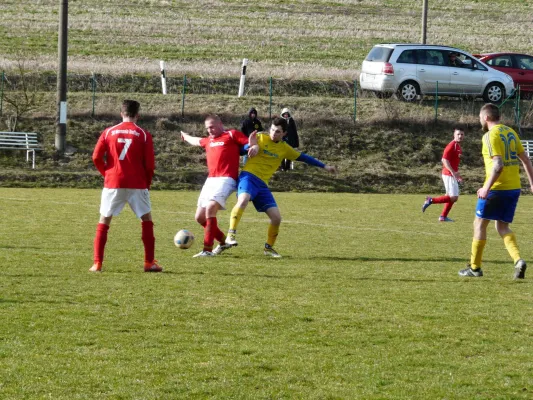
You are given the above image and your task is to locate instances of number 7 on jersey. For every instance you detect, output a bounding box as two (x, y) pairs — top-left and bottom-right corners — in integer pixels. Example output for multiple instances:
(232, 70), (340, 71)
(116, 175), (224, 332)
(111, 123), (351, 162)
(117, 138), (132, 160)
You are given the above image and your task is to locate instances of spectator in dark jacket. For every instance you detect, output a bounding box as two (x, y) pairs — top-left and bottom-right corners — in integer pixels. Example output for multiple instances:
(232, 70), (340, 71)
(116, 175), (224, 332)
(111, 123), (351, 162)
(280, 107), (299, 171)
(240, 108), (263, 166)
(240, 107), (263, 138)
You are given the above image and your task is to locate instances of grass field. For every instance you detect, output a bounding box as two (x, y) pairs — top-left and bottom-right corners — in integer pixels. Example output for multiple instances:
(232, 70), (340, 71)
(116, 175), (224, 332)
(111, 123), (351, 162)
(2, 0), (533, 78)
(1, 188), (533, 399)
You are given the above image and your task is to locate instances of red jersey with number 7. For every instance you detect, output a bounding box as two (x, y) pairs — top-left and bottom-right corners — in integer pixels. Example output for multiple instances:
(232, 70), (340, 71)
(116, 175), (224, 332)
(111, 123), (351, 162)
(199, 130), (249, 180)
(442, 140), (462, 176)
(92, 121), (155, 189)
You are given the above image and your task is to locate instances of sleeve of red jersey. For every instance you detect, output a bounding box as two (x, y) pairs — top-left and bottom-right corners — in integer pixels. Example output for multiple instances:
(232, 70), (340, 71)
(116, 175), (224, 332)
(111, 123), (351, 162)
(144, 133), (156, 189)
(92, 132), (107, 177)
(442, 142), (454, 160)
(199, 137), (208, 148)
(231, 130), (250, 146)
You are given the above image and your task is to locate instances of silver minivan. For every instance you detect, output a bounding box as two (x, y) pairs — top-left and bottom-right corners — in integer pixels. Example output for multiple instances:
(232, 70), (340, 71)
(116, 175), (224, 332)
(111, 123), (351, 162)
(359, 44), (515, 102)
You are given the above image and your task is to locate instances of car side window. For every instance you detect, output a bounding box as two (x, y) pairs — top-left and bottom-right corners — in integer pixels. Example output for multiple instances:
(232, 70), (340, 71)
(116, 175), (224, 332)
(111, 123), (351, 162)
(420, 50), (445, 66)
(487, 55), (513, 68)
(514, 56), (533, 71)
(396, 50), (416, 64)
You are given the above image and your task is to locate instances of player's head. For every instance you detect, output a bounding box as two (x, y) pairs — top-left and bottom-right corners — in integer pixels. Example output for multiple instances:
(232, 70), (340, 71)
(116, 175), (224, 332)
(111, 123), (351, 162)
(479, 103), (500, 132)
(121, 100), (140, 119)
(269, 117), (288, 142)
(205, 114), (224, 138)
(453, 128), (465, 142)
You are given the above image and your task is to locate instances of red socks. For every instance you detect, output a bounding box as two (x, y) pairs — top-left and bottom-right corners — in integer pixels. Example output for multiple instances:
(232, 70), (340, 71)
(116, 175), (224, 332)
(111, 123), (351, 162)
(442, 202), (454, 218)
(142, 221), (155, 263)
(431, 195), (451, 204)
(93, 223), (109, 264)
(204, 217), (224, 252)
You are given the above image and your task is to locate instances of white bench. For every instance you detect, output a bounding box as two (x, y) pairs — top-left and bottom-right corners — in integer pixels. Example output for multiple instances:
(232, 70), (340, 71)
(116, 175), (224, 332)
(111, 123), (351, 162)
(0, 131), (42, 169)
(521, 140), (533, 158)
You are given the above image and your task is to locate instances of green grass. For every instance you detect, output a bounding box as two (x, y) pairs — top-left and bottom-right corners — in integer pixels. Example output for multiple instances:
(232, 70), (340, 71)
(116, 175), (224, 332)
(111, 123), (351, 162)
(1, 188), (533, 399)
(1, 0), (533, 78)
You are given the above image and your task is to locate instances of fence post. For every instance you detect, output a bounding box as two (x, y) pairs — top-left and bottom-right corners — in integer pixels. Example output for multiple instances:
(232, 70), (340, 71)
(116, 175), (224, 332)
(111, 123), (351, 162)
(91, 72), (96, 117)
(0, 71), (4, 116)
(434, 81), (439, 121)
(181, 75), (187, 118)
(353, 80), (357, 122)
(515, 85), (521, 127)
(269, 77), (273, 120)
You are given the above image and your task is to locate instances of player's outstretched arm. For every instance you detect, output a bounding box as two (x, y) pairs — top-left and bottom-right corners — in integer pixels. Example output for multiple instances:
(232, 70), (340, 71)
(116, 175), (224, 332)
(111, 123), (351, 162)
(296, 152), (336, 173)
(518, 152), (533, 192)
(180, 131), (202, 146)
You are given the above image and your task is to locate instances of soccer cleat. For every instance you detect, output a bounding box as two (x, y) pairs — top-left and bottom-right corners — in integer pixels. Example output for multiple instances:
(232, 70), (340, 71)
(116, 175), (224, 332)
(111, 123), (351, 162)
(212, 243), (236, 255)
(422, 196), (432, 212)
(514, 259), (527, 279)
(193, 250), (215, 258)
(264, 244), (282, 258)
(89, 262), (102, 272)
(458, 265), (483, 277)
(439, 216), (454, 222)
(225, 234), (238, 246)
(144, 260), (163, 272)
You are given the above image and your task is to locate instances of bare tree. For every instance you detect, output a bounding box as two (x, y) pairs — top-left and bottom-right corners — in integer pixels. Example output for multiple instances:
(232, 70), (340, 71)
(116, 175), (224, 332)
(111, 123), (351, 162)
(2, 58), (46, 132)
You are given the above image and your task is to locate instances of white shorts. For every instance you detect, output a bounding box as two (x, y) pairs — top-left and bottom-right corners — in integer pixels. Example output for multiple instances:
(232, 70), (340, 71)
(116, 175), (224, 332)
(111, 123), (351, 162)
(442, 174), (460, 197)
(197, 177), (236, 210)
(100, 188), (152, 218)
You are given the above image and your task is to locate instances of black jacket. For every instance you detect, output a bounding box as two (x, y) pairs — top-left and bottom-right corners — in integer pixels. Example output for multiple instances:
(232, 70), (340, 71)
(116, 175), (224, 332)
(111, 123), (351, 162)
(240, 108), (263, 137)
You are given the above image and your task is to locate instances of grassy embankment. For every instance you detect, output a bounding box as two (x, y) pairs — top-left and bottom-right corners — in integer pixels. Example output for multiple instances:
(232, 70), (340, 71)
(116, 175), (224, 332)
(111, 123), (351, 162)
(1, 0), (533, 191)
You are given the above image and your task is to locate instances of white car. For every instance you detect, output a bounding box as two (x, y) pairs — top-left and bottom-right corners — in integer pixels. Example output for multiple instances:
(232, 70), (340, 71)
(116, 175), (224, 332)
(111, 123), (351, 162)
(359, 44), (515, 102)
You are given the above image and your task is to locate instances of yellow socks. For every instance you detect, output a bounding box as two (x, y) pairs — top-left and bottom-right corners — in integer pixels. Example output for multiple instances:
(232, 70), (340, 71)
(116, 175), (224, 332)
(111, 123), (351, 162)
(470, 239), (486, 269)
(229, 206), (245, 232)
(266, 224), (280, 247)
(503, 233), (521, 263)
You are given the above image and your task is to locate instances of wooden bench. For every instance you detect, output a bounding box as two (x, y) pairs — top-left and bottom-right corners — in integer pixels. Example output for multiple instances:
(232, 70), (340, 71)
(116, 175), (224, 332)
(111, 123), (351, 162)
(0, 131), (42, 169)
(521, 140), (533, 158)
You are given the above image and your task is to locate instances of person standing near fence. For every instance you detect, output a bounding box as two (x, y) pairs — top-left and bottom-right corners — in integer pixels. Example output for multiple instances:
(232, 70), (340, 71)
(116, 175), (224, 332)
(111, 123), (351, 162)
(422, 128), (464, 222)
(240, 107), (263, 165)
(280, 107), (299, 171)
(90, 100), (162, 273)
(459, 103), (533, 279)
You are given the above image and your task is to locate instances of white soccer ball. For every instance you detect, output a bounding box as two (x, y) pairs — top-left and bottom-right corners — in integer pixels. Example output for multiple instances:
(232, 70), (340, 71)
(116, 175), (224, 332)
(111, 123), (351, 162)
(174, 229), (195, 249)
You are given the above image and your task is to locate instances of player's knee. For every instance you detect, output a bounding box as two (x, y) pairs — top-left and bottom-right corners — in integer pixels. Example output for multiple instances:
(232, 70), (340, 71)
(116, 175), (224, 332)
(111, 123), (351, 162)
(450, 196), (459, 203)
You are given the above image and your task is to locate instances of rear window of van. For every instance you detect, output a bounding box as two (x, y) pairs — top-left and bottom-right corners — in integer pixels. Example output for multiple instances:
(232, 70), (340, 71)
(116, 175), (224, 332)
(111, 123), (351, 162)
(365, 46), (394, 62)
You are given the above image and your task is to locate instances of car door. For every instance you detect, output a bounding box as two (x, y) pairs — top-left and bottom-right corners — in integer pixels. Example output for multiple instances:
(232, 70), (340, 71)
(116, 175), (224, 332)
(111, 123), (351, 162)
(415, 49), (450, 93)
(511, 55), (533, 93)
(448, 53), (485, 95)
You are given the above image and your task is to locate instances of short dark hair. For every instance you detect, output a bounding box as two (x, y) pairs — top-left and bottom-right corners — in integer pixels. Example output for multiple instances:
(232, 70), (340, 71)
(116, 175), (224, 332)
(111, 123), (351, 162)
(480, 103), (500, 122)
(122, 100), (140, 117)
(271, 116), (287, 132)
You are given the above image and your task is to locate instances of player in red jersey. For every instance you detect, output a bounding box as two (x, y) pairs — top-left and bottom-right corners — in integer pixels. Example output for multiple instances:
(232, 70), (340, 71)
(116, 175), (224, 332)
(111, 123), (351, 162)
(181, 114), (257, 257)
(90, 100), (162, 272)
(422, 128), (465, 222)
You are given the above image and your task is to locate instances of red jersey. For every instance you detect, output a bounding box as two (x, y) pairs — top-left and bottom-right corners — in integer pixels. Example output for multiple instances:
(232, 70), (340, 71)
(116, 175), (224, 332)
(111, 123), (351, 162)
(92, 121), (155, 189)
(199, 130), (248, 180)
(442, 140), (462, 176)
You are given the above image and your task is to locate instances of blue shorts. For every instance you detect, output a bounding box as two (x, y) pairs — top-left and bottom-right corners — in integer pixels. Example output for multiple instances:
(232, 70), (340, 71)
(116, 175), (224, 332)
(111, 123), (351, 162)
(237, 172), (277, 212)
(475, 189), (520, 223)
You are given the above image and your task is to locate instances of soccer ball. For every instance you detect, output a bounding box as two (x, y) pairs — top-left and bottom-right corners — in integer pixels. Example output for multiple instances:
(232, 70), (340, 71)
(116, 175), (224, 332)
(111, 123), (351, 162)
(174, 229), (195, 249)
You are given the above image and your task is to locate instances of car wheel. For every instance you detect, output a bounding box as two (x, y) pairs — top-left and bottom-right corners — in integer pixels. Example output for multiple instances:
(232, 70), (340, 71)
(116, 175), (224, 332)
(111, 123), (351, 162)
(397, 81), (420, 102)
(374, 91), (393, 99)
(483, 82), (505, 103)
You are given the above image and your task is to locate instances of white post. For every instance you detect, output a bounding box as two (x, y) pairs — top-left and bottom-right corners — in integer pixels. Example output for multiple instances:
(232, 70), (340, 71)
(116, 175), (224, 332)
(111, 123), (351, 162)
(238, 58), (248, 97)
(160, 60), (167, 95)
